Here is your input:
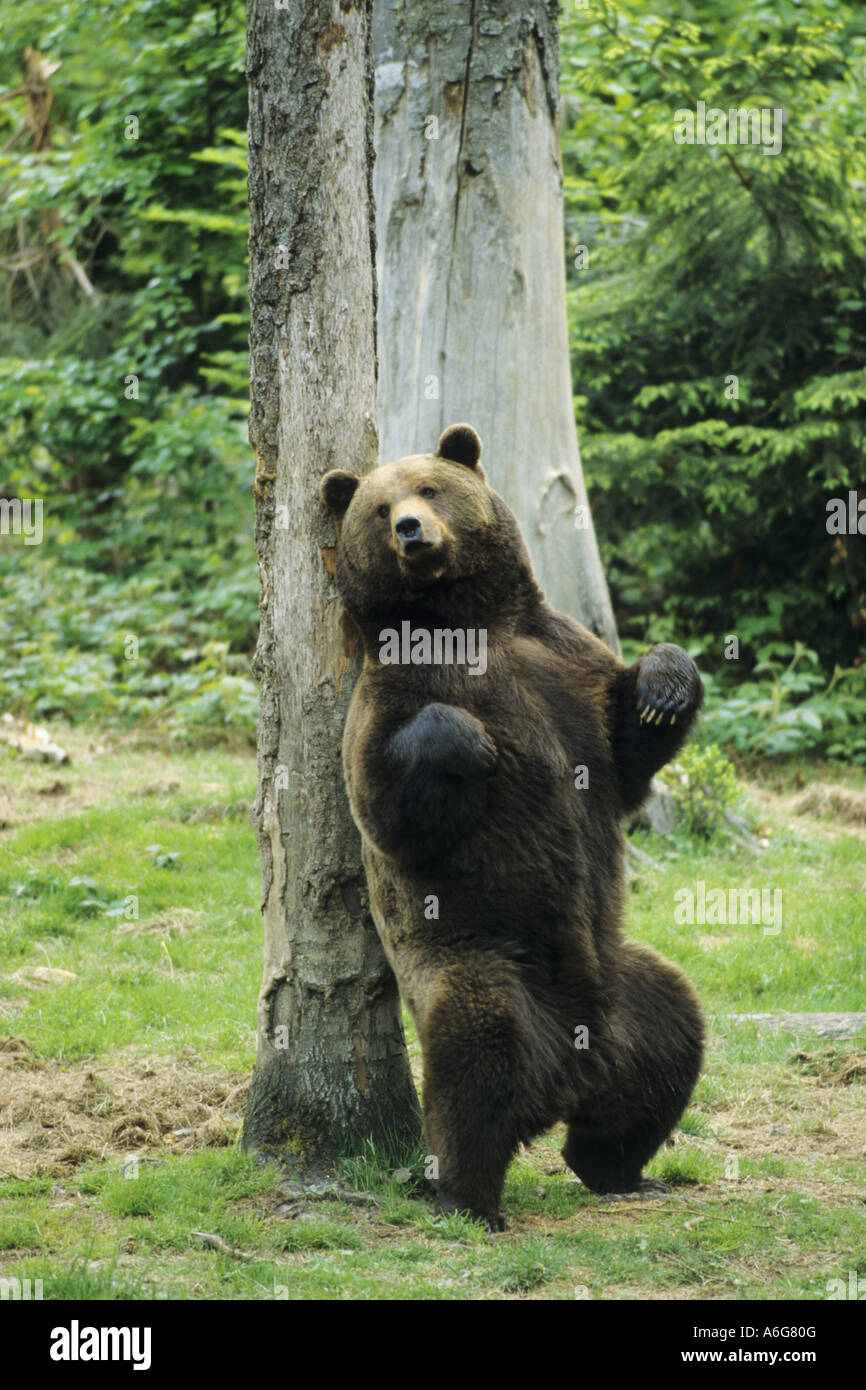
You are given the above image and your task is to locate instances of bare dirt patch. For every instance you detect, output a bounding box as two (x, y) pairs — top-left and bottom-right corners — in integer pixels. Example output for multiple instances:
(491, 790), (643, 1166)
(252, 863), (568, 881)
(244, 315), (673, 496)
(750, 781), (866, 843)
(114, 908), (201, 939)
(0, 1044), (249, 1178)
(0, 726), (254, 833)
(792, 781), (866, 827)
(790, 1047), (866, 1085)
(702, 1065), (866, 1170)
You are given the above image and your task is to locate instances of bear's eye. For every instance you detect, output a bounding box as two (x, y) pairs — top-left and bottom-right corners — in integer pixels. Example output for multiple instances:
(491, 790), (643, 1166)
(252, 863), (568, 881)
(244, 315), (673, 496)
(377, 504), (389, 519)
(419, 486), (436, 499)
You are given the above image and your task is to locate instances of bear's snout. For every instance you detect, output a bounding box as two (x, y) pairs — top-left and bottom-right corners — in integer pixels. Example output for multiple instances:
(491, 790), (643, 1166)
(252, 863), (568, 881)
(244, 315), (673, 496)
(392, 504), (444, 559)
(395, 514), (424, 548)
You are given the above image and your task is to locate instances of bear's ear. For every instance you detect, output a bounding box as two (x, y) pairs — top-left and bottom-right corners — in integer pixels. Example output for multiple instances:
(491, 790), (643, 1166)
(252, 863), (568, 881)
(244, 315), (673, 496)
(320, 469), (360, 518)
(435, 423), (484, 474)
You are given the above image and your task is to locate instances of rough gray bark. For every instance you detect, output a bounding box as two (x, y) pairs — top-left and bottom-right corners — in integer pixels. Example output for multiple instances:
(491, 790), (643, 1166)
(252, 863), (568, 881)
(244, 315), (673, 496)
(373, 0), (619, 648)
(243, 0), (420, 1169)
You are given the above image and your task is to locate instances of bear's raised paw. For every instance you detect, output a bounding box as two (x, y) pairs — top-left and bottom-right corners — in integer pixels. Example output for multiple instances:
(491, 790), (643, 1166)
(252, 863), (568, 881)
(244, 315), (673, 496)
(635, 643), (703, 728)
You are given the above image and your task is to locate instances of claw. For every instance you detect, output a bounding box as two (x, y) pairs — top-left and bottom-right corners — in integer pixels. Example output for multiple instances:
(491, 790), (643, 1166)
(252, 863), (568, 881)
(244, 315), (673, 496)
(670, 714), (677, 726)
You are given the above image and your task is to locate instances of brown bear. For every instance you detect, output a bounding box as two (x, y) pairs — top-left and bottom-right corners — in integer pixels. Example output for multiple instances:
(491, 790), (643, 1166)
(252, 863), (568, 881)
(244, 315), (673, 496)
(321, 423), (704, 1230)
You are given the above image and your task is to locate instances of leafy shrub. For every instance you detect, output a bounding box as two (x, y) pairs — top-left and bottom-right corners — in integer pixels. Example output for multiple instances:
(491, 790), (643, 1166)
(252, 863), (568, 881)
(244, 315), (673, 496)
(0, 388), (258, 743)
(700, 644), (866, 763)
(657, 742), (742, 838)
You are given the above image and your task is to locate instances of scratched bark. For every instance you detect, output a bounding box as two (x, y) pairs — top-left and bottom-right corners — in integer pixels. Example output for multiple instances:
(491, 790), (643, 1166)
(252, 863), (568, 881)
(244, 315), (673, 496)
(373, 0), (618, 647)
(243, 0), (420, 1165)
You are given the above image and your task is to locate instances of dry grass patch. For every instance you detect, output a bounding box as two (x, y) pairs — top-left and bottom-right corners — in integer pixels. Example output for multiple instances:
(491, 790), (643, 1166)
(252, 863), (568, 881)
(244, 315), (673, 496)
(0, 1045), (249, 1178)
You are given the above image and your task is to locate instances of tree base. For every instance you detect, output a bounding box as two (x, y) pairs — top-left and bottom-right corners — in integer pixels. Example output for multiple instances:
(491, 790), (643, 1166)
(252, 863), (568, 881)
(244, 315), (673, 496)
(241, 1051), (421, 1177)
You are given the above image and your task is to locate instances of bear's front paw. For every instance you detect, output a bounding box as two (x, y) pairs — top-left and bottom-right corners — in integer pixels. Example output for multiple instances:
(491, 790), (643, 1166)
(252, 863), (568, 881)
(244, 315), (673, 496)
(635, 643), (703, 729)
(439, 714), (498, 778)
(400, 703), (498, 778)
(470, 728), (499, 776)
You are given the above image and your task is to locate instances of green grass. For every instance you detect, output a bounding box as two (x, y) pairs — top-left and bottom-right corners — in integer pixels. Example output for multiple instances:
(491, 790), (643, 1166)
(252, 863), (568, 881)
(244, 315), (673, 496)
(0, 739), (260, 1067)
(3, 1156), (862, 1299)
(626, 825), (865, 1012)
(0, 730), (864, 1299)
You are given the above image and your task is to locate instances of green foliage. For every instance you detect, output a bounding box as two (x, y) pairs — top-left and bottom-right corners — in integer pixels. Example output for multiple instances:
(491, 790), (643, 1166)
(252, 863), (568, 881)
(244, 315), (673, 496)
(2, 0), (863, 758)
(0, 401), (258, 741)
(0, 0), (248, 414)
(657, 742), (741, 837)
(700, 643), (866, 761)
(561, 2), (866, 730)
(0, 1), (254, 741)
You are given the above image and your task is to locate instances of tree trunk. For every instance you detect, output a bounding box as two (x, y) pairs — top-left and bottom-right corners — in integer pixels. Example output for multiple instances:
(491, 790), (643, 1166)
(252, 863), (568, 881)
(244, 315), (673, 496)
(373, 0), (619, 649)
(243, 0), (420, 1171)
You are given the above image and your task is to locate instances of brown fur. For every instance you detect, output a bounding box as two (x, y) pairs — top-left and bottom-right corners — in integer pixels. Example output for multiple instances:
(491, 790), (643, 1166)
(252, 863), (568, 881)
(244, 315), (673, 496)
(321, 424), (705, 1229)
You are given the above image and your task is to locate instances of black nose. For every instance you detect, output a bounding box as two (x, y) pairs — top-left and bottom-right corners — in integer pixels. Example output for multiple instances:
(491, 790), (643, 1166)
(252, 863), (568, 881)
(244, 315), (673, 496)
(395, 515), (422, 541)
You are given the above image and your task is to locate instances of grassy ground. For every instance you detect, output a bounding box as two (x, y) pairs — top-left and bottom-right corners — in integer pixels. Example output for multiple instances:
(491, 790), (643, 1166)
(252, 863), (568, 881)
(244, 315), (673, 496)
(0, 731), (864, 1300)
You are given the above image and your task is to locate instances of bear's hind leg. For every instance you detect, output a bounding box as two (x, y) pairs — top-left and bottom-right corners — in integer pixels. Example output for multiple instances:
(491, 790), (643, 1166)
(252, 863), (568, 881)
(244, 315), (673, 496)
(562, 1127), (670, 1196)
(563, 942), (703, 1195)
(421, 961), (546, 1231)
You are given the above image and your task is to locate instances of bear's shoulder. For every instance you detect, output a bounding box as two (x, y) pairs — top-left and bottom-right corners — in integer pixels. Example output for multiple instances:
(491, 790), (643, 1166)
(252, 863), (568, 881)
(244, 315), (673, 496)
(518, 604), (620, 676)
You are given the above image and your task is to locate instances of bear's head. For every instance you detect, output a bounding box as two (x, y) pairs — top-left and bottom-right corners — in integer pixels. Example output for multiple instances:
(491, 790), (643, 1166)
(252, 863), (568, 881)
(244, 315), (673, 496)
(321, 424), (539, 640)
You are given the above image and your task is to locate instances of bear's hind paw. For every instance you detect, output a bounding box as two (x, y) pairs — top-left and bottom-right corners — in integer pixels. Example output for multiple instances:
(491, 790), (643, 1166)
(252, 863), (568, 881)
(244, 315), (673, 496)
(434, 1192), (506, 1232)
